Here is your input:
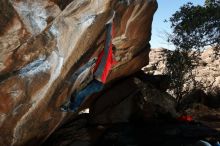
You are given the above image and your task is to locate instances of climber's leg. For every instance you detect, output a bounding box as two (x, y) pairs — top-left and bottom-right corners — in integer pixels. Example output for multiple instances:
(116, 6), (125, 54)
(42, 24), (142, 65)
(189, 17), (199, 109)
(195, 140), (212, 146)
(68, 79), (104, 112)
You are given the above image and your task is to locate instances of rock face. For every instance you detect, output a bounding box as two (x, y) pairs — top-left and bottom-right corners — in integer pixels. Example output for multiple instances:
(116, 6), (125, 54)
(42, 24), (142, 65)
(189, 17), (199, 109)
(0, 0), (157, 146)
(43, 75), (178, 146)
(90, 77), (141, 124)
(143, 48), (169, 75)
(144, 48), (220, 94)
(90, 76), (177, 124)
(43, 75), (219, 146)
(196, 48), (220, 92)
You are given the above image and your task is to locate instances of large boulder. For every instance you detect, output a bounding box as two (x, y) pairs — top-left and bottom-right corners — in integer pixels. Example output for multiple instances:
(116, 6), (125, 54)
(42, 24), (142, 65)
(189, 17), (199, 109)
(43, 75), (178, 146)
(90, 77), (140, 124)
(143, 48), (169, 75)
(145, 48), (220, 95)
(90, 76), (177, 125)
(0, 0), (158, 146)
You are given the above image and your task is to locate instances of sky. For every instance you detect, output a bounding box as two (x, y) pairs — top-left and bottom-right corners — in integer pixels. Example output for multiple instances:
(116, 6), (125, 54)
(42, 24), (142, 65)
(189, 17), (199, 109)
(150, 0), (205, 49)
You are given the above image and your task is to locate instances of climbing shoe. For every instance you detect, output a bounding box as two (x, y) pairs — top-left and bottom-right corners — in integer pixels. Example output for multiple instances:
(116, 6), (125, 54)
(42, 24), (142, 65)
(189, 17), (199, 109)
(60, 104), (69, 112)
(60, 103), (78, 112)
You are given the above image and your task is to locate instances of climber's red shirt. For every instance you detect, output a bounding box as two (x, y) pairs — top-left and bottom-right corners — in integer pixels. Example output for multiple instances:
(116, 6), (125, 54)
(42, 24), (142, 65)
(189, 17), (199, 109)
(93, 22), (116, 83)
(177, 115), (193, 122)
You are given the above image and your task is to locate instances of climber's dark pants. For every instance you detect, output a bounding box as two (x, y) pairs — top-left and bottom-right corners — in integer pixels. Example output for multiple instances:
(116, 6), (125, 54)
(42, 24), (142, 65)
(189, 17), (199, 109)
(195, 140), (212, 146)
(69, 79), (104, 110)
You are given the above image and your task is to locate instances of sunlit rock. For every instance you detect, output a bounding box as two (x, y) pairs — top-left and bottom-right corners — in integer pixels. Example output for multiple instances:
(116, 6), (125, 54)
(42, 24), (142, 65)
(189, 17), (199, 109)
(145, 48), (220, 93)
(0, 0), (157, 145)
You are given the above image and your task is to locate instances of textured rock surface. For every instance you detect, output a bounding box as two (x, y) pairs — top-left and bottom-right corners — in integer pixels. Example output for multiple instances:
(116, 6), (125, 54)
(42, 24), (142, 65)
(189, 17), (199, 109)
(142, 48), (169, 75)
(196, 48), (220, 92)
(134, 77), (178, 120)
(184, 104), (220, 131)
(44, 113), (220, 146)
(144, 48), (220, 93)
(0, 0), (157, 146)
(90, 77), (177, 124)
(43, 76), (220, 146)
(90, 77), (140, 124)
(43, 75), (179, 146)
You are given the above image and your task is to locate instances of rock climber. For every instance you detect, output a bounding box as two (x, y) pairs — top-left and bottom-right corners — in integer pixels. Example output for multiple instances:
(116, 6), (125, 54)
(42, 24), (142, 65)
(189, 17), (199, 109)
(61, 11), (116, 112)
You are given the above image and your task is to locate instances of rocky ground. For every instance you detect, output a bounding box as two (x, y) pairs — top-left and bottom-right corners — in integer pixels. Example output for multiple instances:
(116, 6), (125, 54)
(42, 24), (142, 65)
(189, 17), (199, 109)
(43, 115), (220, 146)
(43, 72), (220, 146)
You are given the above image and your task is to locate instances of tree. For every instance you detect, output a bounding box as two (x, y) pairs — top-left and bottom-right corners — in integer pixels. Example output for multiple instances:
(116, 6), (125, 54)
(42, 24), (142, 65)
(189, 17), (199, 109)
(165, 0), (220, 103)
(165, 49), (199, 103)
(168, 1), (220, 52)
